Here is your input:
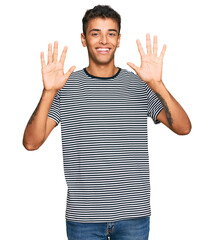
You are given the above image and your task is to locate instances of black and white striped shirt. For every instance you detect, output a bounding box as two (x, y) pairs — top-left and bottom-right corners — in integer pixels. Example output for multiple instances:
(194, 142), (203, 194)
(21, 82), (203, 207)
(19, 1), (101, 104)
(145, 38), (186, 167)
(48, 68), (164, 223)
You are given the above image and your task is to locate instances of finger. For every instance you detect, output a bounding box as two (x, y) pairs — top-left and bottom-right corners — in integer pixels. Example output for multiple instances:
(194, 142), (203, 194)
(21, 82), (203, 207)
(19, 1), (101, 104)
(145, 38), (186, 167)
(59, 46), (68, 65)
(53, 41), (58, 63)
(64, 66), (76, 80)
(146, 33), (152, 55)
(160, 44), (167, 59)
(127, 62), (139, 74)
(40, 51), (46, 68)
(136, 39), (145, 60)
(48, 43), (52, 64)
(153, 35), (158, 56)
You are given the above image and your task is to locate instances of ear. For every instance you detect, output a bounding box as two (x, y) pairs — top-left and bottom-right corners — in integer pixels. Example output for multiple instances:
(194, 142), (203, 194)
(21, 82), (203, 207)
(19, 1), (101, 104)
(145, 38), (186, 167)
(117, 34), (121, 48)
(81, 33), (87, 47)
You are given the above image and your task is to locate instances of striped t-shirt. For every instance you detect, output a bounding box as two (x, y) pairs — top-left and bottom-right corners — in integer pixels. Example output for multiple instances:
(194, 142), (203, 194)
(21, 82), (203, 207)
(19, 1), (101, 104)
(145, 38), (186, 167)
(48, 67), (164, 223)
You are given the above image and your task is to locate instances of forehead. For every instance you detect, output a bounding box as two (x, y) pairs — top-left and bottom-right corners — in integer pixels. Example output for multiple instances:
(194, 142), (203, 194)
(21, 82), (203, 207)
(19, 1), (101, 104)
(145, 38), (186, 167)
(87, 17), (119, 32)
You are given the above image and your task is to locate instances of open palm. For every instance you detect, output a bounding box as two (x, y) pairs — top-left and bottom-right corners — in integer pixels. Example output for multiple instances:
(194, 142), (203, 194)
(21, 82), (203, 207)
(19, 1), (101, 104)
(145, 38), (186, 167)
(127, 33), (166, 83)
(41, 41), (76, 91)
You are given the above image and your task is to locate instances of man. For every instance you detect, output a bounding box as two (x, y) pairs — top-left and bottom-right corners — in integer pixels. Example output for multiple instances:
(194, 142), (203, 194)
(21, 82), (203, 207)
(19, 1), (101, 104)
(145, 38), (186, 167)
(23, 5), (191, 240)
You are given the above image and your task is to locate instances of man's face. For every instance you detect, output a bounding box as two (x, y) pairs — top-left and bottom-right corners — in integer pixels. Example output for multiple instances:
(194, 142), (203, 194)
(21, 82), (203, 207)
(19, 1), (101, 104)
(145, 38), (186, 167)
(81, 17), (121, 66)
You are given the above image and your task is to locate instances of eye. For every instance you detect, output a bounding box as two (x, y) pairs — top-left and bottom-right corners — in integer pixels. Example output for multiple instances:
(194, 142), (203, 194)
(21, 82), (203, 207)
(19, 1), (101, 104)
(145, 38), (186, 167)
(109, 33), (116, 37)
(92, 33), (99, 36)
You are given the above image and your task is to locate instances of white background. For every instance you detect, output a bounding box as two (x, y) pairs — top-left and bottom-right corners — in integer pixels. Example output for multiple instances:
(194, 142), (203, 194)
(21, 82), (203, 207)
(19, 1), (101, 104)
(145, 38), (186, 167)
(0, 0), (214, 239)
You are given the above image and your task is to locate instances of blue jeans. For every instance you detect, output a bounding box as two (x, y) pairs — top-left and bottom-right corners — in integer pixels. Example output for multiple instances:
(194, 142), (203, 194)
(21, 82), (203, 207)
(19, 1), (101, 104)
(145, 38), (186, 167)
(66, 216), (150, 240)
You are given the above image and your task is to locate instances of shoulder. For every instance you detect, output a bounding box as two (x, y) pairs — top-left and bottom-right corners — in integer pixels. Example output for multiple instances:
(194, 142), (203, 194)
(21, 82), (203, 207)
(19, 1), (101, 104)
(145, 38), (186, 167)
(62, 69), (85, 89)
(68, 68), (85, 80)
(120, 68), (138, 78)
(120, 68), (146, 88)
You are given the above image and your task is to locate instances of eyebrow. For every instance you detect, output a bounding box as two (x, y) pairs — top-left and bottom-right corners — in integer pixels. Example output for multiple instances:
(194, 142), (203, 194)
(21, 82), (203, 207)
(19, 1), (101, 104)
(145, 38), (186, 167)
(89, 29), (118, 33)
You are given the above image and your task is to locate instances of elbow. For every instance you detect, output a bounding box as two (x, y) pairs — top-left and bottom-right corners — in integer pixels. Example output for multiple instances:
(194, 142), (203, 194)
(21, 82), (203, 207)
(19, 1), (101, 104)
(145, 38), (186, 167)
(176, 122), (192, 136)
(23, 140), (41, 151)
(177, 128), (191, 136)
(22, 132), (44, 151)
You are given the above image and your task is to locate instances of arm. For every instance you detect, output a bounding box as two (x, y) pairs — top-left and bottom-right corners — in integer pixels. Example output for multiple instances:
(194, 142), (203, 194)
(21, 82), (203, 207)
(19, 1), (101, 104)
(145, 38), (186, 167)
(150, 81), (191, 135)
(23, 89), (57, 150)
(127, 33), (191, 135)
(23, 41), (76, 150)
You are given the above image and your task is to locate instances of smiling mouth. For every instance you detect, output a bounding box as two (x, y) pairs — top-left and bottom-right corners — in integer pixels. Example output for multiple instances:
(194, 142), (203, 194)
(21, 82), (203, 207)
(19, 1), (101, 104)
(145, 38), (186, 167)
(96, 48), (111, 54)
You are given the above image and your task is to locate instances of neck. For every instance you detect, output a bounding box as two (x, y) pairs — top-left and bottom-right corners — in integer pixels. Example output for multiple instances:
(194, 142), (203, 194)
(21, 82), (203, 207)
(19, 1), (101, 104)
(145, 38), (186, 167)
(86, 62), (118, 78)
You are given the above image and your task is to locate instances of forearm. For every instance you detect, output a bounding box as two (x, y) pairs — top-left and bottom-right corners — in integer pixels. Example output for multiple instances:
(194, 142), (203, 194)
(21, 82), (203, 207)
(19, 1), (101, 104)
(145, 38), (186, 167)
(23, 89), (57, 150)
(148, 81), (191, 134)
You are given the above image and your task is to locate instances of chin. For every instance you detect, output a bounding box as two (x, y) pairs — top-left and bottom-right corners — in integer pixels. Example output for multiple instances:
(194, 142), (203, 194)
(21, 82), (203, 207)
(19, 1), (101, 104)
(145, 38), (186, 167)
(88, 50), (116, 65)
(92, 56), (115, 65)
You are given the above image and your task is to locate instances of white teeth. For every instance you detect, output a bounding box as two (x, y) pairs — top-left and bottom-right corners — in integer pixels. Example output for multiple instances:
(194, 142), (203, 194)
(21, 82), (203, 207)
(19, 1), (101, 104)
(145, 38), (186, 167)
(97, 48), (110, 51)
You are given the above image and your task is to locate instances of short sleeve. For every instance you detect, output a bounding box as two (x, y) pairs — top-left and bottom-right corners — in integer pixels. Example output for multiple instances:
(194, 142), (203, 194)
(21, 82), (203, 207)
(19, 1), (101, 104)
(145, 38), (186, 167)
(48, 91), (61, 125)
(145, 83), (164, 124)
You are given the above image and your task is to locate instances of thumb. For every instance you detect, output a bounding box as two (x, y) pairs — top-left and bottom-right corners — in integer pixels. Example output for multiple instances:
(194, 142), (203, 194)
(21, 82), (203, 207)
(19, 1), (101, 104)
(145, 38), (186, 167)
(127, 62), (139, 74)
(64, 66), (76, 80)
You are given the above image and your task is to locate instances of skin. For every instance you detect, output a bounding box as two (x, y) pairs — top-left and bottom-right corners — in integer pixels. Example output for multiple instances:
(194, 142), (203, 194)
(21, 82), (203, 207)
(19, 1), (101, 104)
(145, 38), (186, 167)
(23, 17), (191, 151)
(23, 43), (76, 150)
(81, 17), (121, 77)
(127, 34), (192, 134)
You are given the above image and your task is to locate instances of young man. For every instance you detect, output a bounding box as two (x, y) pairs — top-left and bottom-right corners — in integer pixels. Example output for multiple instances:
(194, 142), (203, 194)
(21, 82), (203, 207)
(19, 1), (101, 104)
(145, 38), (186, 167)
(23, 5), (191, 240)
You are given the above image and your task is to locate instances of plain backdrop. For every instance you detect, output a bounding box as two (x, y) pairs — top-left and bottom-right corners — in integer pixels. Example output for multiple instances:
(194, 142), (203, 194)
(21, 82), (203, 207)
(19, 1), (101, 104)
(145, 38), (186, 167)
(1, 0), (214, 239)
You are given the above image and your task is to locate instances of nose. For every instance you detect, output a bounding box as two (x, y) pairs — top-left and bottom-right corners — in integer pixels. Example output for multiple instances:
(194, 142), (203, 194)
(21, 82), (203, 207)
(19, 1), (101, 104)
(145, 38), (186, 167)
(99, 34), (107, 44)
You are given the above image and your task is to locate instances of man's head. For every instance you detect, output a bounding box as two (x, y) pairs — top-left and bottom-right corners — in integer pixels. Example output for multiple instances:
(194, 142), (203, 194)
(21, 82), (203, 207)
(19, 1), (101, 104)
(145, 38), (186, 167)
(82, 5), (121, 37)
(81, 5), (122, 67)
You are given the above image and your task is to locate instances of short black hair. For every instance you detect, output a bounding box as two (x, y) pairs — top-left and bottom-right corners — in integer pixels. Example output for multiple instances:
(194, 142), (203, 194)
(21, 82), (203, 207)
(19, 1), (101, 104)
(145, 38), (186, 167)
(82, 5), (121, 36)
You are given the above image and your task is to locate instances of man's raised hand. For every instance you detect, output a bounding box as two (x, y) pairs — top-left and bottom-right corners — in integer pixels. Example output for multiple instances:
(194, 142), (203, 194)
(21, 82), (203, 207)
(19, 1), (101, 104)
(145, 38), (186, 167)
(40, 41), (76, 92)
(127, 33), (166, 84)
